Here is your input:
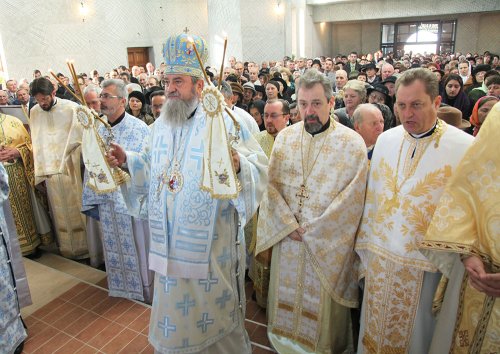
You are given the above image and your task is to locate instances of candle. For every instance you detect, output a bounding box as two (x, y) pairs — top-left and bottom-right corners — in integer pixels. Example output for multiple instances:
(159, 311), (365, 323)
(218, 37), (227, 89)
(49, 70), (83, 104)
(188, 37), (211, 84)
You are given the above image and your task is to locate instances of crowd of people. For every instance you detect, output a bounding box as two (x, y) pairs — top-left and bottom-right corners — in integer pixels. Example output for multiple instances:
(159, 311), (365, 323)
(0, 34), (499, 354)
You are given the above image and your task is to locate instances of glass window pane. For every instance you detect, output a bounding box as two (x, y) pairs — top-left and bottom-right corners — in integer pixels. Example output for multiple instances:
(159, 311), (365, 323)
(397, 24), (417, 43)
(382, 24), (394, 44)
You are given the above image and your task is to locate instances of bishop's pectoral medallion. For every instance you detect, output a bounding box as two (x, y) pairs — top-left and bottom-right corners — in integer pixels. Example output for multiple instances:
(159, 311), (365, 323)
(156, 160), (184, 198)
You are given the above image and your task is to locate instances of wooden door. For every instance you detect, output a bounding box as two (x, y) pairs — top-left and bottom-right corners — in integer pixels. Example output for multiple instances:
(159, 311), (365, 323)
(127, 47), (149, 69)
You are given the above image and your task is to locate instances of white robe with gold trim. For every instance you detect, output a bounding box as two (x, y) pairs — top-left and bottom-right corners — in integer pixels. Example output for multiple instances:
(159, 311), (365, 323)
(257, 120), (368, 353)
(30, 98), (88, 259)
(355, 122), (474, 353)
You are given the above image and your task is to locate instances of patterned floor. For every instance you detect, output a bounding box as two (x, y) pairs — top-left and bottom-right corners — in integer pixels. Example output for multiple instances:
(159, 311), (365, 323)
(21, 258), (274, 353)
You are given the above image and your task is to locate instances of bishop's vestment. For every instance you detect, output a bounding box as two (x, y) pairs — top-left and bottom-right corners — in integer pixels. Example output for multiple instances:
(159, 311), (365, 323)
(257, 120), (368, 353)
(122, 105), (268, 353)
(355, 120), (474, 353)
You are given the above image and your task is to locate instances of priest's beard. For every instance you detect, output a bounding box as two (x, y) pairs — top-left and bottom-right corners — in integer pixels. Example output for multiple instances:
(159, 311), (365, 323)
(304, 114), (323, 134)
(40, 97), (56, 111)
(161, 90), (199, 128)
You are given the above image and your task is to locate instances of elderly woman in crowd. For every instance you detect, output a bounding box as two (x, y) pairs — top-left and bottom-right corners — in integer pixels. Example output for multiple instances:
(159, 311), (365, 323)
(441, 74), (472, 120)
(464, 64), (491, 93)
(469, 95), (499, 136)
(334, 79), (367, 129)
(125, 90), (154, 125)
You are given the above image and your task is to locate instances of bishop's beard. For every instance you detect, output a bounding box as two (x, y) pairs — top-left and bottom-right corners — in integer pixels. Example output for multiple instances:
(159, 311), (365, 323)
(160, 91), (199, 128)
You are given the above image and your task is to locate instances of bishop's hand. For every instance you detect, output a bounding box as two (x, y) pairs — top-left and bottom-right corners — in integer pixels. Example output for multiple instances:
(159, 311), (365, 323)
(106, 142), (126, 168)
(463, 255), (500, 297)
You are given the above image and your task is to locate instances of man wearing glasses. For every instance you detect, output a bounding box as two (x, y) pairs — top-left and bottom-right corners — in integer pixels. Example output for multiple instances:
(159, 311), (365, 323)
(248, 99), (290, 309)
(81, 79), (153, 303)
(29, 77), (89, 260)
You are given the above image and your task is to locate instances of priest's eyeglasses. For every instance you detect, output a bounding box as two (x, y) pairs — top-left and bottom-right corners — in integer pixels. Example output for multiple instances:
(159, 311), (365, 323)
(264, 113), (284, 119)
(99, 93), (120, 99)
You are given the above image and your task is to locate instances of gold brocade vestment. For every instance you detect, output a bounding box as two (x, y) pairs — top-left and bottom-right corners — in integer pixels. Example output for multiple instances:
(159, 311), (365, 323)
(355, 121), (474, 353)
(247, 130), (274, 308)
(0, 114), (46, 255)
(257, 121), (367, 353)
(421, 103), (500, 353)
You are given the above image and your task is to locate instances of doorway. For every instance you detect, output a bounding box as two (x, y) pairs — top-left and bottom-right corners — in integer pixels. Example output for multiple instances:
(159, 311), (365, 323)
(127, 47), (150, 69)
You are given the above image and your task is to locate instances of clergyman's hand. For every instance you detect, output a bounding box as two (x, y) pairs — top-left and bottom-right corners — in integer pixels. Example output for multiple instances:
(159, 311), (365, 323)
(288, 227), (305, 242)
(106, 142), (126, 168)
(463, 255), (500, 297)
(0, 146), (20, 162)
(231, 149), (240, 174)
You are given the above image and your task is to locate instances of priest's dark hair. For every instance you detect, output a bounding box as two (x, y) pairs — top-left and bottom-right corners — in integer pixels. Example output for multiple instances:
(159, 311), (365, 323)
(30, 77), (55, 96)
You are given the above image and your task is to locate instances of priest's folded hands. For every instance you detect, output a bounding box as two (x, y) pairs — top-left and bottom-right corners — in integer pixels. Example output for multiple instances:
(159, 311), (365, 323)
(463, 255), (500, 297)
(288, 227), (305, 242)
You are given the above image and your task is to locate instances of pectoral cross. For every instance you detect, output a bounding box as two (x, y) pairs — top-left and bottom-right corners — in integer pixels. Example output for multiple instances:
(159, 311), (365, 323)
(296, 184), (310, 208)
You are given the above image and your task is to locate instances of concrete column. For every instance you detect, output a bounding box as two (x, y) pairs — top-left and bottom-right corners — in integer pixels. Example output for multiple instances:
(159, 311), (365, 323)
(207, 0), (243, 68)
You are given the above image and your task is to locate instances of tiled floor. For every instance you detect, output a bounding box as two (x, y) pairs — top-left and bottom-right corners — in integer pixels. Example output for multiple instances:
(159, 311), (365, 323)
(21, 252), (275, 353)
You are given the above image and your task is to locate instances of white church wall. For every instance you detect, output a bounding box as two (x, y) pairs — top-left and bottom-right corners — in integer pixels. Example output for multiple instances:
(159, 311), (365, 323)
(0, 0), (208, 80)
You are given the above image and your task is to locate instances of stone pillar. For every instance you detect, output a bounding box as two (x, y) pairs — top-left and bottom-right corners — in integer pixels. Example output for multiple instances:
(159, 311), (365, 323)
(207, 0), (243, 69)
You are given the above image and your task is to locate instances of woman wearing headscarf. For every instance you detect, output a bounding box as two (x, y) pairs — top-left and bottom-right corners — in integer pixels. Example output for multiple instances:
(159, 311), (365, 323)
(469, 95), (499, 136)
(441, 74), (472, 121)
(126, 90), (154, 125)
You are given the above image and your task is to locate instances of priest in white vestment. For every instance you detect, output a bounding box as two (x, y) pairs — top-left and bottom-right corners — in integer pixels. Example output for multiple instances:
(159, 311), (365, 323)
(107, 33), (268, 354)
(257, 69), (368, 354)
(78, 79), (154, 303)
(355, 68), (474, 353)
(29, 78), (88, 259)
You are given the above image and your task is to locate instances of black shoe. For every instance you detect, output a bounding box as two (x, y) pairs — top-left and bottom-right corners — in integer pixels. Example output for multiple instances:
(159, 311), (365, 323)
(14, 341), (24, 354)
(25, 248), (42, 259)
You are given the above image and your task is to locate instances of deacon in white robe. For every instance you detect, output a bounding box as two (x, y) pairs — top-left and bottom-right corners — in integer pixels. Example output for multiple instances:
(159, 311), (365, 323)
(30, 78), (88, 259)
(107, 33), (268, 354)
(257, 69), (368, 354)
(355, 69), (474, 353)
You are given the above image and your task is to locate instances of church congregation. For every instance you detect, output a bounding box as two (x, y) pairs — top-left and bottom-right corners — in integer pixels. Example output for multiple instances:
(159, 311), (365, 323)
(0, 2), (499, 353)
